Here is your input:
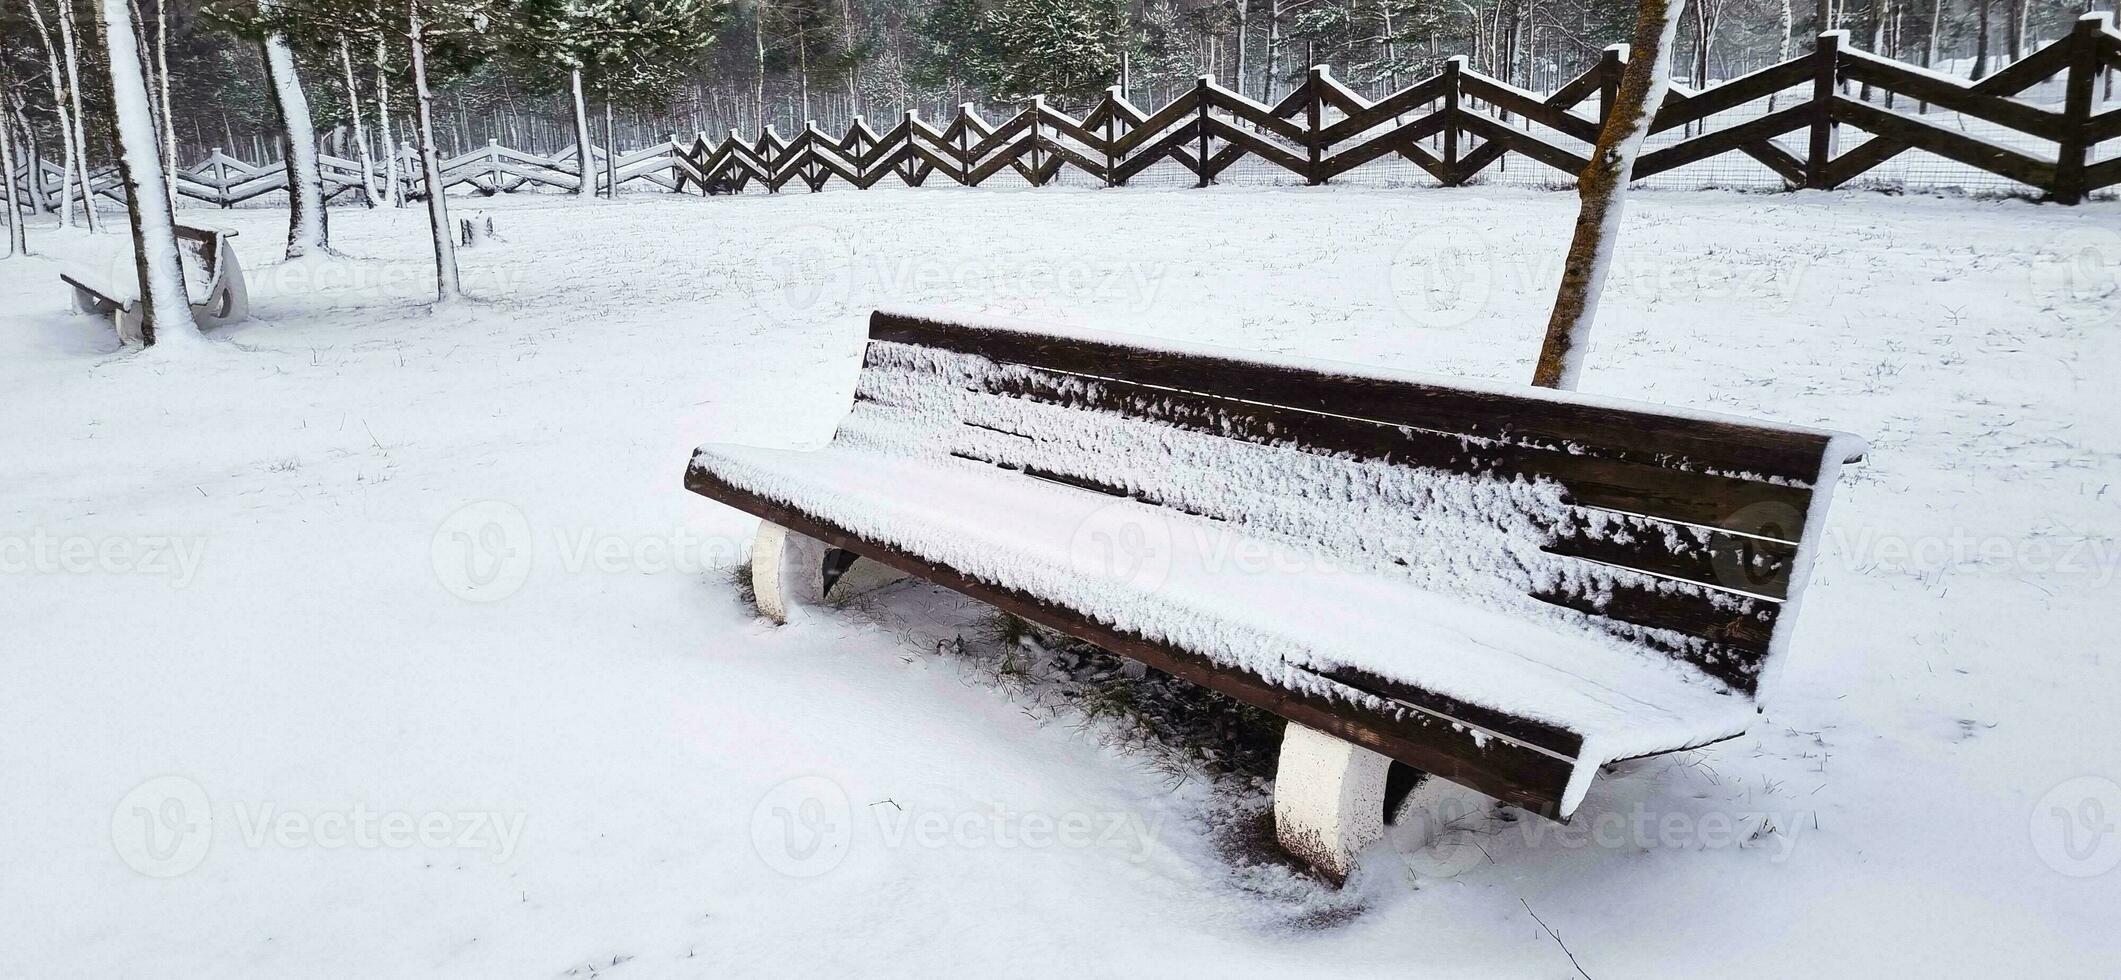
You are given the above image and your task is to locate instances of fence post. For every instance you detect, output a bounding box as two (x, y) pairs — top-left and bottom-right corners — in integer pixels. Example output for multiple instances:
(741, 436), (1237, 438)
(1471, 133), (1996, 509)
(958, 103), (975, 187)
(1028, 97), (1046, 187)
(1195, 75), (1213, 188)
(1103, 86), (1122, 188)
(1597, 45), (1625, 134)
(1442, 57), (1463, 185)
(2052, 12), (2110, 205)
(1306, 66), (1327, 185)
(1806, 31), (1845, 190)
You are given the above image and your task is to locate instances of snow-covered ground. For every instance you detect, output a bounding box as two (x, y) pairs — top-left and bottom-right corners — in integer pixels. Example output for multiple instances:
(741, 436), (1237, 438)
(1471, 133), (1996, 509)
(4, 185), (2117, 976)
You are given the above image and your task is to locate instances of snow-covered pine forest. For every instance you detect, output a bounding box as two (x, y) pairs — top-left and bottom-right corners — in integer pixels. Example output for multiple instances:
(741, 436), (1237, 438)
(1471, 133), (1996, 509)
(3, 0), (2119, 975)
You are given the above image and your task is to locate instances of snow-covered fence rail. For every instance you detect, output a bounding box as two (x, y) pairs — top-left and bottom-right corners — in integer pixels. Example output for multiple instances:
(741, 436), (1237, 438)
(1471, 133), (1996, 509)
(670, 19), (2119, 203)
(7, 18), (2113, 211)
(6, 138), (684, 209)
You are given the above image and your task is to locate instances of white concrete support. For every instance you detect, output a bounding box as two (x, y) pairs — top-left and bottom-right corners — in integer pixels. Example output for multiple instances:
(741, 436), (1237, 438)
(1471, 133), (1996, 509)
(1273, 721), (1391, 882)
(749, 521), (908, 623)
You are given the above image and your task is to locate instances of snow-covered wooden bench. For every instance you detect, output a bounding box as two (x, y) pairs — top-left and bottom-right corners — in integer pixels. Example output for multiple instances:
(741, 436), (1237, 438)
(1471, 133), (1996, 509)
(62, 224), (250, 344)
(683, 308), (1866, 881)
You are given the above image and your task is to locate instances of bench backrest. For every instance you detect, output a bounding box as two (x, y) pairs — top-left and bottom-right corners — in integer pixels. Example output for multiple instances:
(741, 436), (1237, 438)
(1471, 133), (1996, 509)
(173, 224), (229, 282)
(848, 309), (1864, 702)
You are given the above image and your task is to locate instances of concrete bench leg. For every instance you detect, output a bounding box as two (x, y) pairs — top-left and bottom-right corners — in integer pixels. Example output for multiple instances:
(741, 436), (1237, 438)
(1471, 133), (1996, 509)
(1274, 722), (1391, 883)
(750, 521), (908, 624)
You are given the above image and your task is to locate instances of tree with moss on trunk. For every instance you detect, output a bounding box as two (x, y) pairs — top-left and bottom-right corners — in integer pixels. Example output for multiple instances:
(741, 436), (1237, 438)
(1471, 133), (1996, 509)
(1530, 0), (1690, 389)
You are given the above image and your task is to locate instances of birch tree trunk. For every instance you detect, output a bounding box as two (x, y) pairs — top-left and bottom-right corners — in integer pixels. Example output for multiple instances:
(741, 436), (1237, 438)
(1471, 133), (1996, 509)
(374, 38), (398, 207)
(26, 1), (77, 228)
(0, 92), (25, 256)
(408, 8), (460, 301)
(157, 0), (176, 186)
(94, 0), (198, 346)
(339, 37), (378, 206)
(1531, 0), (1690, 390)
(602, 98), (620, 197)
(261, 25), (329, 256)
(56, 0), (99, 231)
(570, 67), (596, 198)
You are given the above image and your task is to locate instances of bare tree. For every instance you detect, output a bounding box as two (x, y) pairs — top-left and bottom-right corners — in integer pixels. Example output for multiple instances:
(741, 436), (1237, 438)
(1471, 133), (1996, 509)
(1532, 0), (1691, 390)
(95, 0), (199, 346)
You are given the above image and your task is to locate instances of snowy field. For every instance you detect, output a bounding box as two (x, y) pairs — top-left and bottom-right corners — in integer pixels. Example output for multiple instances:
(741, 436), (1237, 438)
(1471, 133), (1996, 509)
(4, 185), (2118, 976)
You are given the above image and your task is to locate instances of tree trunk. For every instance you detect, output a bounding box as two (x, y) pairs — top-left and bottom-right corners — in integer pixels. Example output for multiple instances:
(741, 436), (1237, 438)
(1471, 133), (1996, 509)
(408, 9), (460, 301)
(157, 0), (175, 186)
(260, 26), (328, 257)
(374, 38), (397, 206)
(26, 1), (77, 228)
(602, 98), (620, 197)
(0, 89), (25, 256)
(1532, 0), (1689, 389)
(1971, 0), (1989, 80)
(57, 0), (100, 230)
(338, 37), (379, 207)
(570, 67), (596, 198)
(94, 0), (197, 345)
(754, 0), (769, 130)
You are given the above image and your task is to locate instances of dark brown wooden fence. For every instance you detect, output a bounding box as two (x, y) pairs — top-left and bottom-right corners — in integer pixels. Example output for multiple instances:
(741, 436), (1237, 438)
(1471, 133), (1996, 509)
(673, 17), (2121, 204)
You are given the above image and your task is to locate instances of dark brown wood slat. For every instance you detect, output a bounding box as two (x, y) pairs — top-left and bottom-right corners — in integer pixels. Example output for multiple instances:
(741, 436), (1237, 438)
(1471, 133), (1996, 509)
(1548, 65), (1604, 111)
(1460, 73), (1602, 141)
(1109, 91), (1201, 156)
(1635, 103), (1813, 183)
(1830, 97), (2057, 188)
(1970, 34), (2080, 96)
(2087, 156), (2121, 192)
(1455, 113), (1591, 175)
(685, 467), (1582, 817)
(928, 425), (1786, 686)
(2087, 107), (2121, 145)
(967, 111), (1035, 158)
(1112, 121), (1204, 182)
(857, 351), (1816, 549)
(1036, 138), (1107, 180)
(1819, 134), (1912, 187)
(870, 311), (1842, 484)
(1319, 113), (1451, 179)
(1649, 58), (1817, 133)
(1837, 54), (2070, 140)
(1203, 117), (1310, 174)
(1204, 87), (1311, 144)
(1315, 75), (1451, 144)
(1395, 142), (1455, 183)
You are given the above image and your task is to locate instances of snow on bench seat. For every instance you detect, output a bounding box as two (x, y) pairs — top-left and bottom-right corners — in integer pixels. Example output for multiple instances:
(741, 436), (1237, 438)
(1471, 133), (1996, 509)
(692, 440), (1759, 814)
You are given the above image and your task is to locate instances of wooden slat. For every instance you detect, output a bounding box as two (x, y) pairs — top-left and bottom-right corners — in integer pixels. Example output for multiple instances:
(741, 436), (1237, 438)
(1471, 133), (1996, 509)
(1831, 96), (2057, 188)
(1454, 112), (1591, 176)
(1460, 73), (1601, 141)
(684, 467), (1583, 818)
(869, 311), (1842, 485)
(1635, 103), (1812, 185)
(1837, 52), (2069, 140)
(1648, 58), (1816, 133)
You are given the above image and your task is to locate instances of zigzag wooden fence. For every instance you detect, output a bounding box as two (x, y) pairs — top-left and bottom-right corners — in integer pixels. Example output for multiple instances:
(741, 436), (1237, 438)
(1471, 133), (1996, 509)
(9, 17), (2117, 211)
(672, 19), (2120, 204)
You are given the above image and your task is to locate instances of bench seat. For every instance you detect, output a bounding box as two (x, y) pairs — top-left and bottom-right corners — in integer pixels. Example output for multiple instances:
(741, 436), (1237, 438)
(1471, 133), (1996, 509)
(692, 440), (1760, 815)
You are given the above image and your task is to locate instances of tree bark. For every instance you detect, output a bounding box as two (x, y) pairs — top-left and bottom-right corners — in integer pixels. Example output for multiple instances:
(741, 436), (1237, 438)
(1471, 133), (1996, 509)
(57, 0), (100, 230)
(570, 67), (596, 198)
(374, 38), (397, 206)
(26, 0), (78, 228)
(1532, 0), (1689, 390)
(408, 7), (460, 300)
(157, 0), (175, 186)
(602, 98), (620, 196)
(260, 25), (328, 256)
(95, 0), (197, 345)
(339, 37), (379, 207)
(1971, 0), (1989, 80)
(0, 87), (25, 256)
